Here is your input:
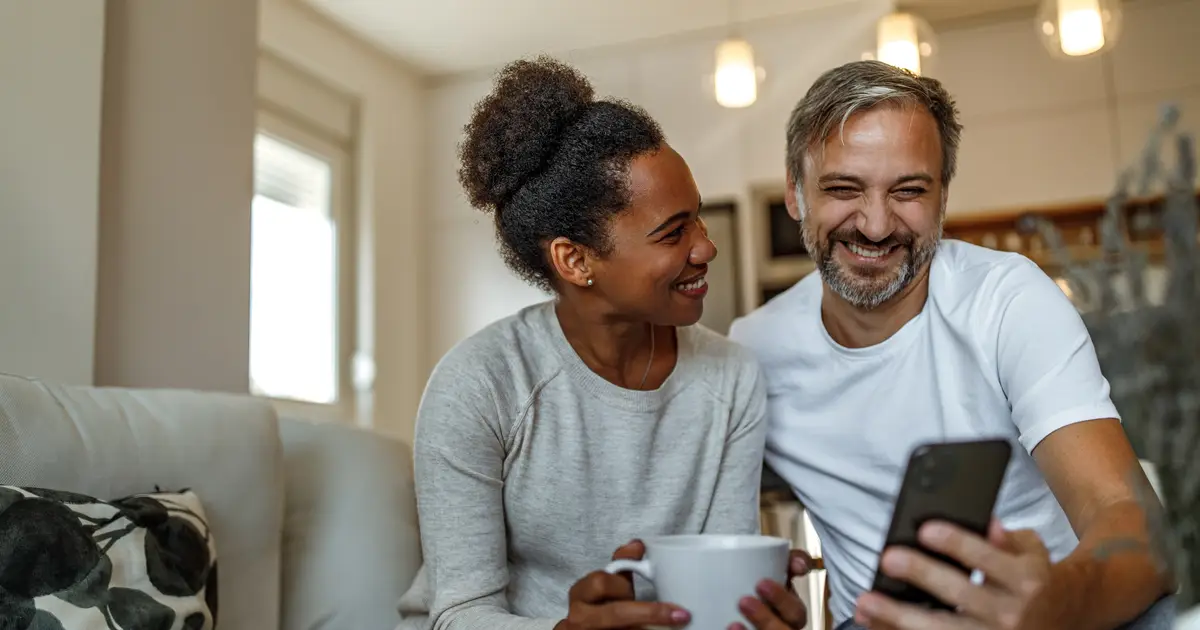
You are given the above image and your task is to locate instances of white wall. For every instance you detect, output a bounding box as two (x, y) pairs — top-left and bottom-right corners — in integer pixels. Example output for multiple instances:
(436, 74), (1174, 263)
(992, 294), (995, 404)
(0, 0), (106, 385)
(259, 0), (427, 444)
(423, 0), (1200, 371)
(95, 0), (259, 394)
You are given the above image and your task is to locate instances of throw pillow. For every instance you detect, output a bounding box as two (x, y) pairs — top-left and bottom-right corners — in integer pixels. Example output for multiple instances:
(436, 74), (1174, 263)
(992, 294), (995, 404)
(0, 486), (218, 629)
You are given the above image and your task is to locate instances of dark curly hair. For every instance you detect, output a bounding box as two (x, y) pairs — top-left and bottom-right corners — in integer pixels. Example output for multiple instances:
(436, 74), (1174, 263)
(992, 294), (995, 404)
(457, 56), (665, 292)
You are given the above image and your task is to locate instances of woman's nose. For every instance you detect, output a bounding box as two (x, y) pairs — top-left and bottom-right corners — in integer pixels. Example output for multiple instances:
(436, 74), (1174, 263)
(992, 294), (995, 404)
(690, 219), (717, 264)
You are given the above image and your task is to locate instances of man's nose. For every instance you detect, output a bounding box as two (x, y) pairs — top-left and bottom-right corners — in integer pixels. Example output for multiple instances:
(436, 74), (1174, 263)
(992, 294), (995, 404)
(856, 194), (895, 242)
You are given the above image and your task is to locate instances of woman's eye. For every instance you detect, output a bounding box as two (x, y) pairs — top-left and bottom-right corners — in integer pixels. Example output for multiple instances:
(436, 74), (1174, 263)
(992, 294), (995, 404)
(664, 224), (686, 240)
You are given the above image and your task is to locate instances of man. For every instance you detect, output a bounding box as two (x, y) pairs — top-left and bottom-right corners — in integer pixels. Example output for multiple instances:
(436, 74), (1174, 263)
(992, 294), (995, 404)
(729, 60), (1176, 630)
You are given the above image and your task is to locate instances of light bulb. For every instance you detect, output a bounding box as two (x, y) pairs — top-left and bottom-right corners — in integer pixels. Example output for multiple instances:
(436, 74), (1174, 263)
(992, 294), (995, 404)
(877, 13), (922, 75)
(715, 39), (757, 108)
(1037, 0), (1122, 59)
(1058, 0), (1105, 56)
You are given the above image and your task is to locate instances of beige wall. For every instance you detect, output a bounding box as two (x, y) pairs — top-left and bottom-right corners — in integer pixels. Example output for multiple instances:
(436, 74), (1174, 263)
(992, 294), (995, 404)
(423, 0), (1200, 372)
(936, 0), (1200, 214)
(0, 0), (106, 385)
(259, 0), (427, 443)
(95, 0), (259, 393)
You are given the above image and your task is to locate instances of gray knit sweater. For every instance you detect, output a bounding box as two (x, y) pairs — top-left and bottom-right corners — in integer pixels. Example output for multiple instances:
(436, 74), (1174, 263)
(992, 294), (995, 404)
(396, 300), (767, 630)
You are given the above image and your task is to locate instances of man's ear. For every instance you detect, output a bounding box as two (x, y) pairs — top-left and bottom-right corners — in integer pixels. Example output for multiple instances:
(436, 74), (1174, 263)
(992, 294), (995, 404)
(548, 237), (592, 288)
(784, 171), (803, 222)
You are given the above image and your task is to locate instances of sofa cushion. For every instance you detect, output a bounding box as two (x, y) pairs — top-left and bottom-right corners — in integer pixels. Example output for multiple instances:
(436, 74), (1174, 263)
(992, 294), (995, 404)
(278, 418), (421, 630)
(0, 485), (218, 629)
(0, 373), (284, 630)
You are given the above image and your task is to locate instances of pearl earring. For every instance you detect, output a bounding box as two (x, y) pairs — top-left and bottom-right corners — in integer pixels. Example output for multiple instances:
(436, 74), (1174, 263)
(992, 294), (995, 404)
(586, 278), (594, 286)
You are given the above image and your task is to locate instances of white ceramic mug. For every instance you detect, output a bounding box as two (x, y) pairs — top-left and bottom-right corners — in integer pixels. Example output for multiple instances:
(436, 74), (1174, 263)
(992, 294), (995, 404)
(604, 534), (790, 630)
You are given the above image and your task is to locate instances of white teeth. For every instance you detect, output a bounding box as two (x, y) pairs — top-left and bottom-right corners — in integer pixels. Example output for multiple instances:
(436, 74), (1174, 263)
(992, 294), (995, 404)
(848, 243), (890, 258)
(675, 277), (707, 291)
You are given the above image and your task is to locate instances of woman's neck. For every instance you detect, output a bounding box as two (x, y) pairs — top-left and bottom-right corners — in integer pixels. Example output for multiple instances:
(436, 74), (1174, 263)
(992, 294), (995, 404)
(554, 299), (674, 390)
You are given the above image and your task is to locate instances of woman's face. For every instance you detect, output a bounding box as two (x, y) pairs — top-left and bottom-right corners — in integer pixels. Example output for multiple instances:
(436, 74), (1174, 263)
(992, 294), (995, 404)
(583, 144), (716, 326)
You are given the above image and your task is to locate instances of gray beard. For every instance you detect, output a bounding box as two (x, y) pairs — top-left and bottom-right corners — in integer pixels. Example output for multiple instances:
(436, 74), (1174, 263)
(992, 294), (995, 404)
(801, 220), (942, 310)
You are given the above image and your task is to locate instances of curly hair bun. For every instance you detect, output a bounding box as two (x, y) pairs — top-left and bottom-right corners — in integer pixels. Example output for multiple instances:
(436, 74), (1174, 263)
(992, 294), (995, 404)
(458, 56), (596, 213)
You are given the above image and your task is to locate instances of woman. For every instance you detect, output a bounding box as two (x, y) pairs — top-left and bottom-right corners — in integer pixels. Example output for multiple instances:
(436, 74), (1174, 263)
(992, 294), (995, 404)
(397, 56), (805, 630)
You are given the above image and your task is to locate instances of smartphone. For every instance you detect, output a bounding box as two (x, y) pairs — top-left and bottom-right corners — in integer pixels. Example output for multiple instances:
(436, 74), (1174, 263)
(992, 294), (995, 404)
(870, 438), (1013, 610)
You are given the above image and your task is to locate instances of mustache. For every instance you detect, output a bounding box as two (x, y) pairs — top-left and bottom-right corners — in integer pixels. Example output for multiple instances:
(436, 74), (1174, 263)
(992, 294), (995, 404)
(827, 228), (916, 249)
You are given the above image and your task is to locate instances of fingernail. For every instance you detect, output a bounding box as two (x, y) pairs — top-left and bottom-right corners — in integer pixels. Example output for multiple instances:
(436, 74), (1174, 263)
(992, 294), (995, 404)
(671, 609), (691, 623)
(739, 596), (761, 612)
(921, 522), (948, 543)
(858, 597), (879, 615)
(882, 550), (908, 573)
(791, 556), (809, 572)
(756, 579), (775, 595)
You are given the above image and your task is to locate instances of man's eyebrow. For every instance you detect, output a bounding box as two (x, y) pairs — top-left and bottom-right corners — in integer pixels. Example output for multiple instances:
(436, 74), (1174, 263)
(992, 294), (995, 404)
(818, 173), (866, 185)
(815, 173), (934, 186)
(894, 173), (934, 185)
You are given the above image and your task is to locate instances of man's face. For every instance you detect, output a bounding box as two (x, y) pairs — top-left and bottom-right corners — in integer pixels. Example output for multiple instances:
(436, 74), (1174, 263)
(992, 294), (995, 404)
(788, 103), (946, 310)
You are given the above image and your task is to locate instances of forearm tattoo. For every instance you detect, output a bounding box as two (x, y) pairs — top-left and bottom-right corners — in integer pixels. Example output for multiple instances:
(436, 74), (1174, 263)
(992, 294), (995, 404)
(1088, 466), (1178, 589)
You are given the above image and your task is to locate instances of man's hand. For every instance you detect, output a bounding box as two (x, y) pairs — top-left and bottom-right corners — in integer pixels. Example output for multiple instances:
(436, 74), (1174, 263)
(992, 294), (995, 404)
(854, 519), (1070, 630)
(555, 540), (692, 630)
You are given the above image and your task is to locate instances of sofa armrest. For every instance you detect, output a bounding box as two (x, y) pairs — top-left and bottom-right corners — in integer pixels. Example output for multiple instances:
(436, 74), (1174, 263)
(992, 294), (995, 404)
(279, 418), (421, 630)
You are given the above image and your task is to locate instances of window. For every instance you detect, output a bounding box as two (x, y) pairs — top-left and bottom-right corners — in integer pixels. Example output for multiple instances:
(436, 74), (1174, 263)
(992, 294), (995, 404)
(249, 107), (355, 415)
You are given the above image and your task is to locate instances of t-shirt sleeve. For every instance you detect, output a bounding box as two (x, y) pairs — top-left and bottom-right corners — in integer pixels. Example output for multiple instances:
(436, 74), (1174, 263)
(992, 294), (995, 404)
(702, 357), (769, 535)
(410, 352), (561, 630)
(993, 258), (1121, 453)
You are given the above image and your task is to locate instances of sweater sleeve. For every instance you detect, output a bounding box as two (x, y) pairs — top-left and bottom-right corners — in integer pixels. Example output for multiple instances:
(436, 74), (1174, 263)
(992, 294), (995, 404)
(411, 353), (563, 630)
(701, 358), (769, 535)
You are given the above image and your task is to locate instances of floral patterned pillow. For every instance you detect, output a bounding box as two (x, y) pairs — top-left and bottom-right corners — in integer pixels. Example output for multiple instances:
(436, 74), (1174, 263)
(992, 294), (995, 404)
(0, 486), (218, 629)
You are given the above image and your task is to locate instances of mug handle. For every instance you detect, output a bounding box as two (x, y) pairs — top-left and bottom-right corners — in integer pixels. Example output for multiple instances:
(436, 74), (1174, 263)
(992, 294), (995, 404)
(604, 558), (654, 581)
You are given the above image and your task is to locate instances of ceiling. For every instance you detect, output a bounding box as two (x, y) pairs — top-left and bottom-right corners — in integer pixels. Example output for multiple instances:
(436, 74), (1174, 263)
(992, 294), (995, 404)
(300, 0), (1040, 77)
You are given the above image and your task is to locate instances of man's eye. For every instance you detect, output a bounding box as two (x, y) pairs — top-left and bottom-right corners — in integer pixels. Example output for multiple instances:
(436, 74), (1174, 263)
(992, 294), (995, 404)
(895, 187), (927, 197)
(665, 224), (686, 239)
(823, 186), (857, 195)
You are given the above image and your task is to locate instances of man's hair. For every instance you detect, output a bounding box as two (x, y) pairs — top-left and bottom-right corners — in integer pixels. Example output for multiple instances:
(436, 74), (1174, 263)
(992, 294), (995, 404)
(786, 60), (963, 186)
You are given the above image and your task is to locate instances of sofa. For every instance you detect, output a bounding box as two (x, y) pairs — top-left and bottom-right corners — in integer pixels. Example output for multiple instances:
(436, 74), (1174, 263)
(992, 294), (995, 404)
(3, 371), (1198, 630)
(0, 371), (422, 630)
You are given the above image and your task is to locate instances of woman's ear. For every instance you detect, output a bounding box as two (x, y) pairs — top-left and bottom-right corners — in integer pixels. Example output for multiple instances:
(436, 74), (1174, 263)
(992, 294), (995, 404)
(548, 237), (593, 288)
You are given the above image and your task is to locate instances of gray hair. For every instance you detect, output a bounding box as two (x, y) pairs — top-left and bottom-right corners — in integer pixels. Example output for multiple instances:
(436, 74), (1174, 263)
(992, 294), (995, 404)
(786, 60), (963, 188)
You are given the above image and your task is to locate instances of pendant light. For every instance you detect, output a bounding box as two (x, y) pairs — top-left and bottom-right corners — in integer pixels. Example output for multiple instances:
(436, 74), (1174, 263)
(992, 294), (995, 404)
(715, 38), (757, 108)
(862, 11), (937, 76)
(1037, 0), (1123, 58)
(713, 0), (761, 108)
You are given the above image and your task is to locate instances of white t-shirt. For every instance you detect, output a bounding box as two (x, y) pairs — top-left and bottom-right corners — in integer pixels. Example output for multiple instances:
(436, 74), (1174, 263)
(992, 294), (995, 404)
(729, 239), (1120, 625)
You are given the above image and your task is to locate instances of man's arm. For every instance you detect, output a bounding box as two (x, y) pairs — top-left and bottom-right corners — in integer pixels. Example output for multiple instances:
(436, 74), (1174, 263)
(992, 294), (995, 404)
(992, 259), (1175, 627)
(1032, 418), (1176, 629)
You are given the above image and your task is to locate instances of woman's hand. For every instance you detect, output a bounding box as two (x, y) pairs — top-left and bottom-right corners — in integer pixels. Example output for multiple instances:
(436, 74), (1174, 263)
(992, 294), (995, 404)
(729, 549), (813, 629)
(555, 540), (692, 630)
